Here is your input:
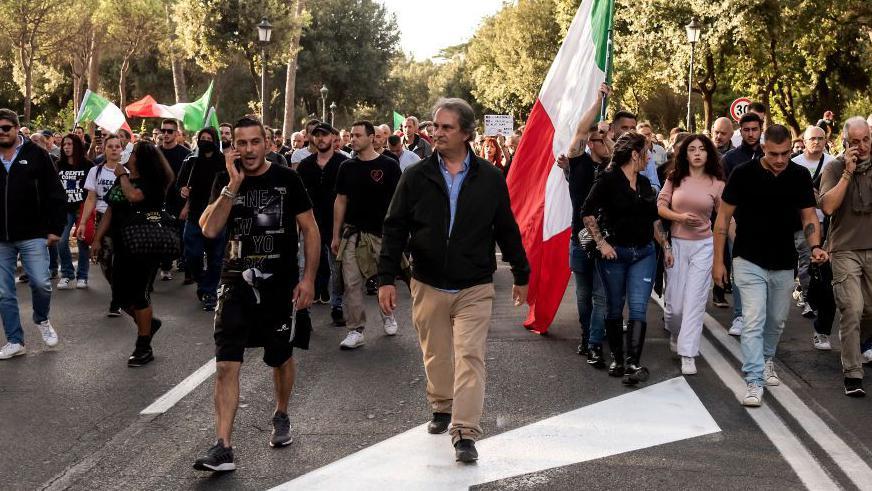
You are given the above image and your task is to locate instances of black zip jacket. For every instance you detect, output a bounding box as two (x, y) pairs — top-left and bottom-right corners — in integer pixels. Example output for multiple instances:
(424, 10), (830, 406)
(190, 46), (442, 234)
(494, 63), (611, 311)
(0, 138), (66, 241)
(378, 148), (530, 290)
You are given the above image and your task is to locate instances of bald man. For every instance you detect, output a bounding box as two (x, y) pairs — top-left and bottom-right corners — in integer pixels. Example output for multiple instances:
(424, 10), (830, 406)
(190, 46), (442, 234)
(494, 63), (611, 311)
(711, 117), (734, 155)
(374, 124), (397, 162)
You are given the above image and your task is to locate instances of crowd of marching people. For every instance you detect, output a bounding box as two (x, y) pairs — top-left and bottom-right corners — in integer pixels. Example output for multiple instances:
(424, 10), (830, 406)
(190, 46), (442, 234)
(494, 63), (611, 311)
(0, 83), (870, 468)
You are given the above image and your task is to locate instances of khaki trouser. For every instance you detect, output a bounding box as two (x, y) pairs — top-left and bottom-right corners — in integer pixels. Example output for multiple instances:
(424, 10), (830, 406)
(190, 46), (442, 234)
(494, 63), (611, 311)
(410, 279), (495, 443)
(831, 250), (872, 379)
(340, 233), (384, 331)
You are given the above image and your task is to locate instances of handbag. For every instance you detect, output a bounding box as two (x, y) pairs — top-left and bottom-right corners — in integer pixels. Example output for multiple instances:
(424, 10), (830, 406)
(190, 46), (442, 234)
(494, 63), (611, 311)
(578, 214), (610, 257)
(120, 210), (181, 257)
(77, 203), (97, 245)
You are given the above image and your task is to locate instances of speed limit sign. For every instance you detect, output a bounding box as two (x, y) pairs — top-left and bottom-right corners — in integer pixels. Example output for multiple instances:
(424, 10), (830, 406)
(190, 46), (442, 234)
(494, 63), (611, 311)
(730, 97), (752, 122)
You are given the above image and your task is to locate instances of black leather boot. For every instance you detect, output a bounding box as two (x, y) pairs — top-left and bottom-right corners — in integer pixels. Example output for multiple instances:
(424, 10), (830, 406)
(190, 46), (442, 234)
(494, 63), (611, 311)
(577, 328), (590, 357)
(587, 344), (606, 368)
(605, 318), (624, 377)
(623, 320), (649, 386)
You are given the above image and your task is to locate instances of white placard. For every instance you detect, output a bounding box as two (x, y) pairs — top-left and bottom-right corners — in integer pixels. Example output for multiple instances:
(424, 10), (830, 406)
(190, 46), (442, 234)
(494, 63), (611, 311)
(484, 114), (514, 136)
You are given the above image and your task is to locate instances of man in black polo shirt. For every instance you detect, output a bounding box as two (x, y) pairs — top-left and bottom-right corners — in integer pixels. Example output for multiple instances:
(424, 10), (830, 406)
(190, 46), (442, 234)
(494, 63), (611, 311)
(331, 120), (402, 350)
(556, 83), (612, 367)
(713, 124), (828, 408)
(298, 123), (346, 325)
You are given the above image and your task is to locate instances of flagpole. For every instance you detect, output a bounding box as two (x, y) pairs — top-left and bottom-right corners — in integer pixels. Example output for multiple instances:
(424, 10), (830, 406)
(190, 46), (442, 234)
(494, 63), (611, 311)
(599, 0), (616, 121)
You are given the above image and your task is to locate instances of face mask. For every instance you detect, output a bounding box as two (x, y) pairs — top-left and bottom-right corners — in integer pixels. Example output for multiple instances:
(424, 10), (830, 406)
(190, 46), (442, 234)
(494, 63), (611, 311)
(198, 140), (217, 155)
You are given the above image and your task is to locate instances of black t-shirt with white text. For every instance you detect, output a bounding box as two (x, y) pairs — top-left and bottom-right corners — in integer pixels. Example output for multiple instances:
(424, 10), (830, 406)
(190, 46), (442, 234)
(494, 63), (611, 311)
(722, 158), (816, 271)
(57, 160), (94, 212)
(335, 154), (401, 235)
(211, 164), (312, 284)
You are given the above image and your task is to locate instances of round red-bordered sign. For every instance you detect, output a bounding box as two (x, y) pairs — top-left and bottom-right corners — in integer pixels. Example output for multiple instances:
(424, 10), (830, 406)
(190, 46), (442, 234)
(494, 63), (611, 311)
(730, 97), (752, 122)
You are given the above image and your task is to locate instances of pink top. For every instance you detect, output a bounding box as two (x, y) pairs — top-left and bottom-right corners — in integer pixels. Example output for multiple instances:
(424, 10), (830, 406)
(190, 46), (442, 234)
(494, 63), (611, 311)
(657, 174), (725, 240)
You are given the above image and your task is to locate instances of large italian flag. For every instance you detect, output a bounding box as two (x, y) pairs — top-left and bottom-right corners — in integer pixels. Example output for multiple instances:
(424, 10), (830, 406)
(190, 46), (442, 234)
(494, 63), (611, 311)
(506, 0), (615, 334)
(74, 90), (132, 134)
(125, 82), (214, 131)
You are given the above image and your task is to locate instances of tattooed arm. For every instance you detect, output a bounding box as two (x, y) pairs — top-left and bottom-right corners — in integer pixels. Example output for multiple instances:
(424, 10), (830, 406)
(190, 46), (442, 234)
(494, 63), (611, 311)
(567, 84), (611, 158)
(583, 215), (616, 260)
(800, 207), (829, 264)
(654, 220), (674, 268)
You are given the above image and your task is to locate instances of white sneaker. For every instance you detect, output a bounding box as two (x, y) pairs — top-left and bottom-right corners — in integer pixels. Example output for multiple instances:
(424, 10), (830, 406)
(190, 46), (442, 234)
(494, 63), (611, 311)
(383, 315), (398, 336)
(729, 317), (744, 336)
(38, 320), (59, 347)
(0, 342), (25, 359)
(792, 288), (802, 302)
(76, 279), (88, 289)
(742, 383), (764, 407)
(340, 330), (365, 350)
(813, 334), (832, 351)
(764, 359), (780, 386)
(160, 270), (173, 281)
(681, 356), (697, 375)
(56, 278), (73, 290)
(863, 349), (872, 365)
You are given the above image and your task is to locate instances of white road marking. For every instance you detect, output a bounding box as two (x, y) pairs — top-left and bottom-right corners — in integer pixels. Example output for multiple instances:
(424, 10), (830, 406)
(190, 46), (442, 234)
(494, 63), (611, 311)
(271, 377), (720, 490)
(140, 358), (216, 415)
(699, 310), (872, 488)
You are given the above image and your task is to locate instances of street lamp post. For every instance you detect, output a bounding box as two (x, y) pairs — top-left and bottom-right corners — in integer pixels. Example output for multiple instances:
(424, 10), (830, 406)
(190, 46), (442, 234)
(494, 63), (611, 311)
(257, 17), (273, 124)
(319, 85), (328, 122)
(329, 101), (336, 127)
(685, 18), (702, 133)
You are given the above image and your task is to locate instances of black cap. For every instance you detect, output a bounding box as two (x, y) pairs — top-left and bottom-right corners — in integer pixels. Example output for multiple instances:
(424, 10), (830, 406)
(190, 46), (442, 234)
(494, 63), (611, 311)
(310, 122), (334, 136)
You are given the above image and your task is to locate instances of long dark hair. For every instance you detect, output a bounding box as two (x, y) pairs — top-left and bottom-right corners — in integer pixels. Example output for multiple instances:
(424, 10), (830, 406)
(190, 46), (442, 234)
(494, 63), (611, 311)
(131, 141), (175, 198)
(58, 133), (86, 168)
(609, 131), (648, 169)
(196, 127), (220, 145)
(668, 134), (724, 187)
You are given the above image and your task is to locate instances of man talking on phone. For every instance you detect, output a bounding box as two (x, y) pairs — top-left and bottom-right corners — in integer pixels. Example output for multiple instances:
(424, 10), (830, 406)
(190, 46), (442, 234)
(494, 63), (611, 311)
(378, 98), (529, 463)
(194, 116), (319, 472)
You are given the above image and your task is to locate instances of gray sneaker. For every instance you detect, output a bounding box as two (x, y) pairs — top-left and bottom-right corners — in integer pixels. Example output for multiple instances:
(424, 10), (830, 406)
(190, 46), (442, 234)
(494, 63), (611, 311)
(270, 411), (293, 448)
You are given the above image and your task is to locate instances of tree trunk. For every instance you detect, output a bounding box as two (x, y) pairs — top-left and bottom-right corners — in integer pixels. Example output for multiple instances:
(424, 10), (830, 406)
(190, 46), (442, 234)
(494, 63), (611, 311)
(282, 0), (306, 137)
(20, 45), (32, 124)
(166, 4), (188, 102)
(87, 30), (102, 92)
(119, 56), (130, 110)
(701, 90), (713, 132)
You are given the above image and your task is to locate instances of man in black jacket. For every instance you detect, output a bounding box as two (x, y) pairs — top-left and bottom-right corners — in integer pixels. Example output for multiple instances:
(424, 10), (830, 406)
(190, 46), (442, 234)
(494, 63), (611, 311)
(723, 112), (764, 178)
(0, 108), (66, 359)
(378, 98), (530, 463)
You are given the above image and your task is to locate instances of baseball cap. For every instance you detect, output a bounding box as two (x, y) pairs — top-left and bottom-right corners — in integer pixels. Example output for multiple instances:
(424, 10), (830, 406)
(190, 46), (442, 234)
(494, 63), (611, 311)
(310, 123), (335, 136)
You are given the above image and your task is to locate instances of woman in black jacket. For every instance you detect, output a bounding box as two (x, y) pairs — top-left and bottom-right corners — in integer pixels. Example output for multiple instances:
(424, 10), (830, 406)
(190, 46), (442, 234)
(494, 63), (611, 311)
(582, 132), (673, 386)
(93, 138), (175, 366)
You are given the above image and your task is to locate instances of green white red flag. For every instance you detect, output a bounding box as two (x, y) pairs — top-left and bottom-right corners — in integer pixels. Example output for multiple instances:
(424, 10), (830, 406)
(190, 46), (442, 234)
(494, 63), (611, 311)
(74, 90), (132, 134)
(125, 82), (214, 131)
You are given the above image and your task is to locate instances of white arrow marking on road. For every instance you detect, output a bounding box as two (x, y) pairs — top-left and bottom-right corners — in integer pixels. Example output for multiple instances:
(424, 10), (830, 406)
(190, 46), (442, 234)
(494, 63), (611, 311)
(270, 377), (720, 490)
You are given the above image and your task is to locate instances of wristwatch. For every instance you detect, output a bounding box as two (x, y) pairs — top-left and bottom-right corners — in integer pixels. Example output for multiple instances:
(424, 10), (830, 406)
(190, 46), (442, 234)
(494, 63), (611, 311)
(220, 186), (236, 200)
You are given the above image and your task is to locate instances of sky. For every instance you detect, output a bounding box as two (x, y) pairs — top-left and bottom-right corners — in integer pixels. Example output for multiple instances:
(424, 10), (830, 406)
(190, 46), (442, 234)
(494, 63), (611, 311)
(378, 0), (507, 60)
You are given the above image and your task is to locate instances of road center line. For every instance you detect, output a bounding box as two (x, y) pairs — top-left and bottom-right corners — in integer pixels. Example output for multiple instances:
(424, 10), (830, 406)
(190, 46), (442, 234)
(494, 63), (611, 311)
(140, 358), (216, 415)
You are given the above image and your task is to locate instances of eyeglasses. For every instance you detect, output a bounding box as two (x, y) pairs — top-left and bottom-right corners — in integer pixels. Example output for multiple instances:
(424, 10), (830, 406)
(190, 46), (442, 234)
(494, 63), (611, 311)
(0, 125), (15, 133)
(161, 128), (176, 134)
(806, 136), (825, 142)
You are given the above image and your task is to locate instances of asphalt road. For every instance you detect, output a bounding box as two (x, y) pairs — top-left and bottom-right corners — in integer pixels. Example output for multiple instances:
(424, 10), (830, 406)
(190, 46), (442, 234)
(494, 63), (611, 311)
(1, 261), (870, 490)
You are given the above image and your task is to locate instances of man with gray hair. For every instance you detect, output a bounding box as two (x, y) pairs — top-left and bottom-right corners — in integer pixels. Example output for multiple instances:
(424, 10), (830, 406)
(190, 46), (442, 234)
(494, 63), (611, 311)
(402, 116), (432, 159)
(820, 116), (872, 397)
(711, 117), (734, 155)
(378, 98), (530, 463)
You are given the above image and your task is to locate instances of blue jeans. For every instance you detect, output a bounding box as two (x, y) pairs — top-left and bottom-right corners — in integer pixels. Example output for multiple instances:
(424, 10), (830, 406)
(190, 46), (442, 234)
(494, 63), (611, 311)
(598, 242), (657, 321)
(56, 211), (89, 280)
(183, 221), (226, 297)
(321, 243), (343, 308)
(0, 239), (52, 344)
(733, 257), (794, 386)
(569, 240), (606, 346)
(728, 238), (743, 319)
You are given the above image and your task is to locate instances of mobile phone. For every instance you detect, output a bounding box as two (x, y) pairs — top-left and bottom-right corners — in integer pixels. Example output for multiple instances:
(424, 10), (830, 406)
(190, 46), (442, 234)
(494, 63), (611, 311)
(288, 301), (297, 344)
(233, 158), (242, 171)
(94, 128), (102, 137)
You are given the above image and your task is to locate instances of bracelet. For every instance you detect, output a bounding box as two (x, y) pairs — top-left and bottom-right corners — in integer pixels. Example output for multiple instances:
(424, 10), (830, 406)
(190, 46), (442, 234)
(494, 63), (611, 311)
(842, 170), (853, 180)
(220, 186), (236, 200)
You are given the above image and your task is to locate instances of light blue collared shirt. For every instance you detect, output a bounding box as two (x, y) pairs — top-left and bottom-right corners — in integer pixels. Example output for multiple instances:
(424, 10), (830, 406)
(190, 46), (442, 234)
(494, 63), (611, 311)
(643, 151), (661, 192)
(1, 135), (25, 173)
(437, 150), (471, 236)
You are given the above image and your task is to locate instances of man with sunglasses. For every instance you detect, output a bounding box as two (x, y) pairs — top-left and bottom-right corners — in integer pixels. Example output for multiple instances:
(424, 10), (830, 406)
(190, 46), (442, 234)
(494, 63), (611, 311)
(0, 108), (67, 360)
(158, 119), (191, 281)
(556, 83), (614, 368)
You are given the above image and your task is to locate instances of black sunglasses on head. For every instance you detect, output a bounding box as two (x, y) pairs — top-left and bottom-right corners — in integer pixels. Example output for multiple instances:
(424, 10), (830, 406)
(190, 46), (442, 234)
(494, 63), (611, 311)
(0, 124), (16, 133)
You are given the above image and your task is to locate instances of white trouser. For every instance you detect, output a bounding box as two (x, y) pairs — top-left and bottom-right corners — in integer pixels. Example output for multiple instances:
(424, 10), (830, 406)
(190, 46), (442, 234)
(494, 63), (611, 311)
(664, 237), (713, 357)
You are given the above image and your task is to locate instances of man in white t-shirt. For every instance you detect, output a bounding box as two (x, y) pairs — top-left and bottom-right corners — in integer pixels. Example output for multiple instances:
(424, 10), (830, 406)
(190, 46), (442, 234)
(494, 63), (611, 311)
(792, 126), (835, 178)
(289, 119), (321, 166)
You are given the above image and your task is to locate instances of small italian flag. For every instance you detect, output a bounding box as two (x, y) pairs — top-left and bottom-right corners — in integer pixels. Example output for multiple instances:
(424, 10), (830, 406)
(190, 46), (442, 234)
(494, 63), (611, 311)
(393, 111), (405, 131)
(125, 82), (214, 132)
(506, 0), (615, 333)
(74, 90), (131, 134)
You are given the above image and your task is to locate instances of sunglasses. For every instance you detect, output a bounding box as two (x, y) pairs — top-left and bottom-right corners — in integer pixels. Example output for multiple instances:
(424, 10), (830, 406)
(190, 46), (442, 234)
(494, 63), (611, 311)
(161, 128), (176, 134)
(0, 125), (16, 133)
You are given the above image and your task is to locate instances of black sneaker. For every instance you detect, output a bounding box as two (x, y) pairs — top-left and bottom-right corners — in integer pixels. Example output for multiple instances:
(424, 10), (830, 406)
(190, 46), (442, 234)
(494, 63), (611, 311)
(845, 378), (866, 398)
(194, 439), (236, 472)
(107, 305), (122, 317)
(269, 411), (293, 447)
(331, 307), (346, 327)
(712, 294), (729, 308)
(127, 346), (154, 367)
(454, 438), (478, 463)
(202, 294), (218, 311)
(427, 412), (451, 434)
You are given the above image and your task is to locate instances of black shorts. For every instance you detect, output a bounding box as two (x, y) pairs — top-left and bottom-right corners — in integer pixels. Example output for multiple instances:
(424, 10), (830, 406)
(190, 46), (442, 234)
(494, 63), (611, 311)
(214, 282), (295, 367)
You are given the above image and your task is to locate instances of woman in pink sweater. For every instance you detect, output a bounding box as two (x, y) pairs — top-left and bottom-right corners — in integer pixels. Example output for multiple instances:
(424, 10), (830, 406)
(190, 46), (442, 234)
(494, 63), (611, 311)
(657, 135), (725, 375)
